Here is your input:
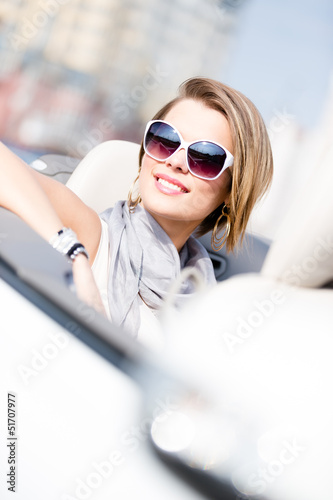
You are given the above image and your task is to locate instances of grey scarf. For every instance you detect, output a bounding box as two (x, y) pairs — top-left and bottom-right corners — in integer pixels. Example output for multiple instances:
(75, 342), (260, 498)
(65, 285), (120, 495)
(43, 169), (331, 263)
(101, 201), (216, 337)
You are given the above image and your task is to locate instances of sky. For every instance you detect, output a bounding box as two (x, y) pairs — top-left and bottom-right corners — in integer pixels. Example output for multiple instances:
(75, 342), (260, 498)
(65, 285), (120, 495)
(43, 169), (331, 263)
(223, 0), (333, 129)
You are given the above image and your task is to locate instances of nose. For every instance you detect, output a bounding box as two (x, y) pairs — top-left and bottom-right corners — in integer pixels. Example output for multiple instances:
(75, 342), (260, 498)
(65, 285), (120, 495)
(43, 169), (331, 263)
(165, 147), (188, 174)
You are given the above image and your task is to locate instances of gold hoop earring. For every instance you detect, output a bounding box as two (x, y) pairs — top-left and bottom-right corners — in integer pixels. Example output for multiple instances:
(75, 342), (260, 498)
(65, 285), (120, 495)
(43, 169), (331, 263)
(128, 171), (142, 213)
(211, 205), (231, 251)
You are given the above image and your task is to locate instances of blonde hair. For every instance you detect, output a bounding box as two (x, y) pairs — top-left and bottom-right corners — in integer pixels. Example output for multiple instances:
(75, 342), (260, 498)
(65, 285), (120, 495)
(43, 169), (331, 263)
(134, 77), (273, 252)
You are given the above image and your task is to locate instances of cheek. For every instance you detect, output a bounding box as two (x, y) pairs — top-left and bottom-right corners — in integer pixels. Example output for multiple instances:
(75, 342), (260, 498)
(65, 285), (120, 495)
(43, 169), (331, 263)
(210, 172), (231, 209)
(141, 153), (154, 170)
(140, 155), (154, 180)
(194, 177), (229, 214)
(138, 157), (156, 200)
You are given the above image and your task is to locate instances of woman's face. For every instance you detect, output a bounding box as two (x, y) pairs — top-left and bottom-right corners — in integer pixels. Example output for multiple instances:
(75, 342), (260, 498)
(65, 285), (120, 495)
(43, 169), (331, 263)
(139, 98), (233, 242)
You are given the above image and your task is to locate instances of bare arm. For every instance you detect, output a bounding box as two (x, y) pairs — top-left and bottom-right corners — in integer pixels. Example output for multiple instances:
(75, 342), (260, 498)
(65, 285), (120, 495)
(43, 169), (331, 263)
(0, 142), (101, 262)
(0, 142), (105, 314)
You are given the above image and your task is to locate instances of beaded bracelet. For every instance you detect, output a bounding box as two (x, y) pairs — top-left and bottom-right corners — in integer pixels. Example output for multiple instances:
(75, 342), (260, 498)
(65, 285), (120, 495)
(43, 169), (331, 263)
(49, 227), (89, 262)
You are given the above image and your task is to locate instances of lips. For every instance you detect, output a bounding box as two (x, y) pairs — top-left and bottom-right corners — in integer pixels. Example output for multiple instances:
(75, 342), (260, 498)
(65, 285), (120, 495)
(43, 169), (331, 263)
(154, 173), (189, 193)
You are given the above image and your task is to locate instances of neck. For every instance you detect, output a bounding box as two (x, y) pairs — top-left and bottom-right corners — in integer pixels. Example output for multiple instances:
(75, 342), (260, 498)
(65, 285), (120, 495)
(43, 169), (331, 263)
(149, 215), (199, 252)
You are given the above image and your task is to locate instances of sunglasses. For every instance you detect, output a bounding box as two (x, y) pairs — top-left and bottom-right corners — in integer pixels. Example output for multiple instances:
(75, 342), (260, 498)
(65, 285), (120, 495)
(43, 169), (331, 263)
(143, 119), (234, 181)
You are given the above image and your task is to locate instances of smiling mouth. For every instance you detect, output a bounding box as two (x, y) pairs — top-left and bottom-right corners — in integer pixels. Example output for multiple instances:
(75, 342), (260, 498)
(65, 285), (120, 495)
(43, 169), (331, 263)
(156, 176), (189, 193)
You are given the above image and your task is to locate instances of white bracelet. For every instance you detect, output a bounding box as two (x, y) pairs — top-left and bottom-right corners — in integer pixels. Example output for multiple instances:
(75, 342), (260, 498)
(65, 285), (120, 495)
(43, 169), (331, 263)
(49, 227), (89, 261)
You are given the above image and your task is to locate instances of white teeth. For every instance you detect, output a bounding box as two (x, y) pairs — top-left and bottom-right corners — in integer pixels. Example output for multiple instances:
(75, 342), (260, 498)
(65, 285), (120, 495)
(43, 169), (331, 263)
(157, 178), (186, 192)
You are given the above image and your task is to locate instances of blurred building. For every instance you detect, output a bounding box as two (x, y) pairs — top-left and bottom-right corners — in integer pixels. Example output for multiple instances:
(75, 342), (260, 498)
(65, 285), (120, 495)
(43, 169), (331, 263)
(0, 0), (240, 153)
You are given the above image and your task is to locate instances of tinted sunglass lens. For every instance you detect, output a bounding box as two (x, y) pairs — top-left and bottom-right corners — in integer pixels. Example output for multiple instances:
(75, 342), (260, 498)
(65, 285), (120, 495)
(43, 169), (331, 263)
(145, 122), (180, 160)
(188, 142), (226, 179)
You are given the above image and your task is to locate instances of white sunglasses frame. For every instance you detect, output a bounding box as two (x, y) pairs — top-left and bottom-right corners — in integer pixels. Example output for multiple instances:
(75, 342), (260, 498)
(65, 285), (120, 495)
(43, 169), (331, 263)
(143, 119), (234, 181)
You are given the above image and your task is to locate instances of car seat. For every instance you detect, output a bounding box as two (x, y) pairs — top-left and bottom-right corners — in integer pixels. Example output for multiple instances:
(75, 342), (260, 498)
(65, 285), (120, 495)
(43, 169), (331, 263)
(66, 140), (140, 214)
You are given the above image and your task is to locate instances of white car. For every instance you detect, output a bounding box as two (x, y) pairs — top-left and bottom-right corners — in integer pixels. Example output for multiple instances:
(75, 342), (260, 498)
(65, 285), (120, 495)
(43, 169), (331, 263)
(1, 140), (332, 500)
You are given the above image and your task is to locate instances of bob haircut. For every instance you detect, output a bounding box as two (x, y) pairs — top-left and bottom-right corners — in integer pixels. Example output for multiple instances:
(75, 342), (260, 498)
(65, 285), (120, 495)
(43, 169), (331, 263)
(133, 77), (273, 253)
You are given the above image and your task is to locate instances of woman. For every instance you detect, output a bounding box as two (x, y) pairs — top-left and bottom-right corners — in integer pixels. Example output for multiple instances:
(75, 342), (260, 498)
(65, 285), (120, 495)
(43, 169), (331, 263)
(0, 77), (273, 343)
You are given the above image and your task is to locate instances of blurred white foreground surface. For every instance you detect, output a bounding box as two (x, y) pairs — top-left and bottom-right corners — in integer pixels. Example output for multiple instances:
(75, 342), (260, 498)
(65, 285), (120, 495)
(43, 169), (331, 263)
(0, 279), (207, 500)
(157, 274), (333, 500)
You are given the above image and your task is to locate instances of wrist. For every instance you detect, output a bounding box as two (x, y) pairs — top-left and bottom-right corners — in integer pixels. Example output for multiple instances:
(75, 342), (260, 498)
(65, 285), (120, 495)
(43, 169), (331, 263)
(72, 252), (89, 267)
(49, 227), (89, 263)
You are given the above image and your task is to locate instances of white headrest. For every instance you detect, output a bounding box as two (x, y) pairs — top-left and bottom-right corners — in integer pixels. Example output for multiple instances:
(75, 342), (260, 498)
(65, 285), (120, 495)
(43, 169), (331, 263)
(261, 142), (333, 287)
(66, 140), (141, 214)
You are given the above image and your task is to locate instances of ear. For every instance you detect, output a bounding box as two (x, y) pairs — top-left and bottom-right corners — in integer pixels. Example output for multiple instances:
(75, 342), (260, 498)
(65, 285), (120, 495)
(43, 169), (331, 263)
(221, 189), (231, 210)
(223, 194), (230, 207)
(222, 169), (232, 207)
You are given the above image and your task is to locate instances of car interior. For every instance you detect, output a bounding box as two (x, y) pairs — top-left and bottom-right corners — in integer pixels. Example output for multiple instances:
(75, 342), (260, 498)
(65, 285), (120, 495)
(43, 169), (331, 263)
(1, 137), (332, 499)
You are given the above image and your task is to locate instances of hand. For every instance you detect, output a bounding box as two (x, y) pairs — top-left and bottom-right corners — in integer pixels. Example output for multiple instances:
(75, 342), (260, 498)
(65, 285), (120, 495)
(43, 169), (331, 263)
(72, 254), (107, 317)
